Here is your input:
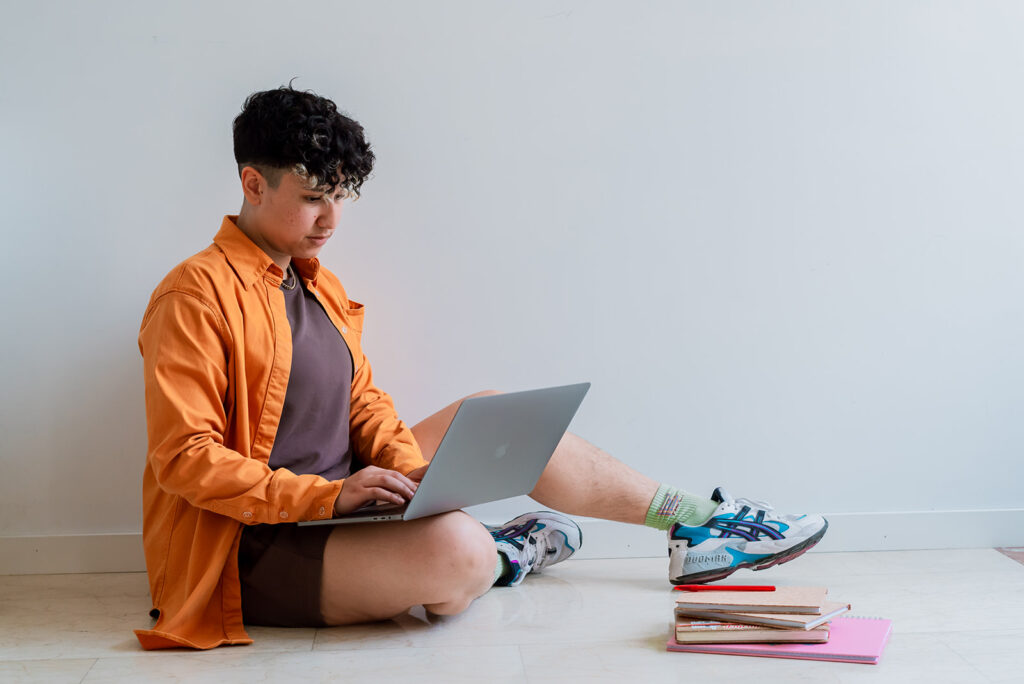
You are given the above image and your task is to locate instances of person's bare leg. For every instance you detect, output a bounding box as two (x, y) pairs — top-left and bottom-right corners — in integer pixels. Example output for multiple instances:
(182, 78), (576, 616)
(411, 390), (659, 524)
(530, 431), (659, 524)
(320, 392), (518, 625)
(319, 510), (497, 625)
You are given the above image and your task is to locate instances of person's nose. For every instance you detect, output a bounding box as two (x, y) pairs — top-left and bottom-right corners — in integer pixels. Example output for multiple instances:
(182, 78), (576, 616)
(318, 198), (342, 229)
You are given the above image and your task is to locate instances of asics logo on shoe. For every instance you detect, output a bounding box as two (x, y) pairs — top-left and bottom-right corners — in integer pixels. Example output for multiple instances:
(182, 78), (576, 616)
(671, 506), (790, 549)
(709, 506), (787, 542)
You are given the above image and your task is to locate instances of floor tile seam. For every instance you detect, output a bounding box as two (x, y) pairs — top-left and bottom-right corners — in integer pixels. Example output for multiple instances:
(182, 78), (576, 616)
(310, 642), (525, 654)
(0, 655), (115, 664)
(77, 645), (357, 663)
(886, 627), (1024, 638)
(312, 642), (429, 653)
(934, 634), (1000, 682)
(0, 655), (104, 666)
(311, 637), (621, 655)
(928, 626), (1024, 636)
(196, 644), (318, 658)
(78, 656), (98, 683)
(16, 643), (320, 661)
(816, 569), (1024, 580)
(516, 636), (658, 651)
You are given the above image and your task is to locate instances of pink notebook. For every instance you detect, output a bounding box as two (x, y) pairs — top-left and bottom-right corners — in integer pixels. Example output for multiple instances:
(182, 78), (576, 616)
(666, 616), (892, 665)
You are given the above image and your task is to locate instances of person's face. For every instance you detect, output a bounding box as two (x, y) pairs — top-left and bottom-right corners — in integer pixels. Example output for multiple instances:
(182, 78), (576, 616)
(245, 169), (346, 269)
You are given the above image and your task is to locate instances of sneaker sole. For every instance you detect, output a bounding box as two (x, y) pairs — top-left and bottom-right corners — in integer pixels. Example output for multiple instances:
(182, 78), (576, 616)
(670, 519), (829, 585)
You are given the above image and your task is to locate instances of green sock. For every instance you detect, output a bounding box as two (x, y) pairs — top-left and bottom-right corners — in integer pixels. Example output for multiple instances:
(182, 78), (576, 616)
(493, 552), (513, 585)
(644, 484), (719, 530)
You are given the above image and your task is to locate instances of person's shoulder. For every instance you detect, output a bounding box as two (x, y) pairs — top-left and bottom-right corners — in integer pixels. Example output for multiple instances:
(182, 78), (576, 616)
(145, 243), (233, 311)
(139, 245), (236, 345)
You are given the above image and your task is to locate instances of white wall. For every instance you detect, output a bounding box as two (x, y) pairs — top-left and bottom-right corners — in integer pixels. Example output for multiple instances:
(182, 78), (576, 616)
(2, 1), (1023, 568)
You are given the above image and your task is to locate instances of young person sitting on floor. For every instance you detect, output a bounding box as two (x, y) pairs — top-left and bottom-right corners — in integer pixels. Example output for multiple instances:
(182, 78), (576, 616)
(135, 85), (828, 650)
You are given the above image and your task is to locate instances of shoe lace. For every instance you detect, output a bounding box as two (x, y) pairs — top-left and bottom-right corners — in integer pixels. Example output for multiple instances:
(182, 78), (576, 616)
(523, 536), (540, 570)
(717, 489), (775, 515)
(494, 522), (541, 572)
(519, 527), (567, 574)
(716, 488), (773, 511)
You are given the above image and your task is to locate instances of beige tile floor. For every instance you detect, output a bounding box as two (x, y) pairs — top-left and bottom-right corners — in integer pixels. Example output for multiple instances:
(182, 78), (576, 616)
(1, 549), (1022, 683)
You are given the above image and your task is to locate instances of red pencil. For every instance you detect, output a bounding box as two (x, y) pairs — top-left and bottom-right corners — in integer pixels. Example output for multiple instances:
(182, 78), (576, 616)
(673, 585), (776, 592)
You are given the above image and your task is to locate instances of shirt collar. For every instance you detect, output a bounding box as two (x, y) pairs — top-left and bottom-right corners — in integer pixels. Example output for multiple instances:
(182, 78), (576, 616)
(213, 216), (321, 290)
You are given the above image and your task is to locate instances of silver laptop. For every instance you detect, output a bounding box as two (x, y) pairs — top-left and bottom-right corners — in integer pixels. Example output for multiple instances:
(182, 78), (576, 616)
(298, 382), (590, 525)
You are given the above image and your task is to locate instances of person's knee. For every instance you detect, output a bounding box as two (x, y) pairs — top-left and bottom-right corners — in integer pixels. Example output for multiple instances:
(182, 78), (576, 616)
(466, 389), (502, 400)
(425, 511), (496, 579)
(420, 512), (496, 604)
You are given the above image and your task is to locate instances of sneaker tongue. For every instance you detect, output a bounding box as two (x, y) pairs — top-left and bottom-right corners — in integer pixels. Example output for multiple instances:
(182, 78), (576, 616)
(711, 487), (729, 504)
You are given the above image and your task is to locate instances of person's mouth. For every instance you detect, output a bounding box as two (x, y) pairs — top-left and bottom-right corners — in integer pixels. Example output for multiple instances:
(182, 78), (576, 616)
(307, 233), (332, 245)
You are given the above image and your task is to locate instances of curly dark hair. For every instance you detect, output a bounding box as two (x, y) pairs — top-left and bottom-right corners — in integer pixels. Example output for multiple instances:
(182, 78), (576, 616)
(233, 85), (375, 197)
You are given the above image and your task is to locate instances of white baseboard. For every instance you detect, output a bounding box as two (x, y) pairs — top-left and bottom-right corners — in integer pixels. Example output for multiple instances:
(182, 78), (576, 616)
(0, 533), (147, 576)
(2, 509), (1022, 575)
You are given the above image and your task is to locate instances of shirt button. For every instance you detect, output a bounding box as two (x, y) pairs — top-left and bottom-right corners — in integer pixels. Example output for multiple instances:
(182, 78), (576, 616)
(242, 511), (253, 519)
(341, 326), (348, 333)
(318, 506), (326, 516)
(279, 511), (289, 520)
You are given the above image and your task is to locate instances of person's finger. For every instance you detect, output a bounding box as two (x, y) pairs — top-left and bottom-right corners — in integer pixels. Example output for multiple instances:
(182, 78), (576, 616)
(376, 472), (417, 500)
(367, 486), (405, 505)
(362, 466), (415, 491)
(349, 468), (417, 501)
(398, 474), (419, 496)
(383, 470), (416, 487)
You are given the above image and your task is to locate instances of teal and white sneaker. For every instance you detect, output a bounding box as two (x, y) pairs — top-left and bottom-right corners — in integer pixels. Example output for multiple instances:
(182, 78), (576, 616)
(489, 511), (582, 586)
(669, 488), (828, 584)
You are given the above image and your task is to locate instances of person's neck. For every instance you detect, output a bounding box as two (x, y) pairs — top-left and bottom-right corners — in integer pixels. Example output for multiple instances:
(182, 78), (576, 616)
(236, 205), (290, 273)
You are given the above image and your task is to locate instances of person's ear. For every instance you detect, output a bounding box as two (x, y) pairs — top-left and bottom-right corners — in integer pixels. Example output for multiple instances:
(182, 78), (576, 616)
(240, 166), (265, 206)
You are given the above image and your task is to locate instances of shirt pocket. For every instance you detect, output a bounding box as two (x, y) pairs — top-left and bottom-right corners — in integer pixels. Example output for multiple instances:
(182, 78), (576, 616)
(342, 300), (365, 333)
(339, 300), (365, 372)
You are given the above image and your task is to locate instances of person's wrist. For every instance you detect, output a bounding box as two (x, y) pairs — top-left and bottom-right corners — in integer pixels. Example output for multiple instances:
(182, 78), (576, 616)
(333, 481), (346, 515)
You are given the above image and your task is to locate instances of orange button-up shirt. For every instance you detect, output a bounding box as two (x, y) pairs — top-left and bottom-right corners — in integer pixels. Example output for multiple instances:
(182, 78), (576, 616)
(135, 216), (427, 650)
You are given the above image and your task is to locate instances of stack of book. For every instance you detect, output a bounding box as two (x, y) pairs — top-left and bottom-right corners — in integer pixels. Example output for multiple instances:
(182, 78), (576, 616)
(667, 585), (892, 665)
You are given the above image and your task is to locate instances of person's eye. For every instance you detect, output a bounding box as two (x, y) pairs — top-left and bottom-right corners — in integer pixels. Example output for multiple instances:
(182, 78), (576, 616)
(305, 195), (322, 203)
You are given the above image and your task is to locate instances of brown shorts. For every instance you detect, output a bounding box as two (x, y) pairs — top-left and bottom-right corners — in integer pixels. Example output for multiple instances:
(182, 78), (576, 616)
(237, 523), (335, 628)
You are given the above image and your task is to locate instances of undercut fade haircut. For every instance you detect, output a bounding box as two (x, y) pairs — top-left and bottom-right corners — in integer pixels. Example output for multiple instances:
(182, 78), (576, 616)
(233, 86), (375, 198)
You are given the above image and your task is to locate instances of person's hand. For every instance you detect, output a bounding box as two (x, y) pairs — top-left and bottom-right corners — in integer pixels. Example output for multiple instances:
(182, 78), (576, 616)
(406, 464), (429, 483)
(334, 466), (419, 515)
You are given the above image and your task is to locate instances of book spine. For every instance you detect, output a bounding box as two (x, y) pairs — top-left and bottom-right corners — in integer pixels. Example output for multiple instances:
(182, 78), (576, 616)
(676, 621), (760, 632)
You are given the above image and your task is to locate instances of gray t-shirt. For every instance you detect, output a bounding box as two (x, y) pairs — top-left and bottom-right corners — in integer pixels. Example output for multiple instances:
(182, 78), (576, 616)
(267, 266), (354, 481)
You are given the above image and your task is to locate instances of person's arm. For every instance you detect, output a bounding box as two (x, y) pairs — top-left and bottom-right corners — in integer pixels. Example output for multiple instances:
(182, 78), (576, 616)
(140, 289), (340, 524)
